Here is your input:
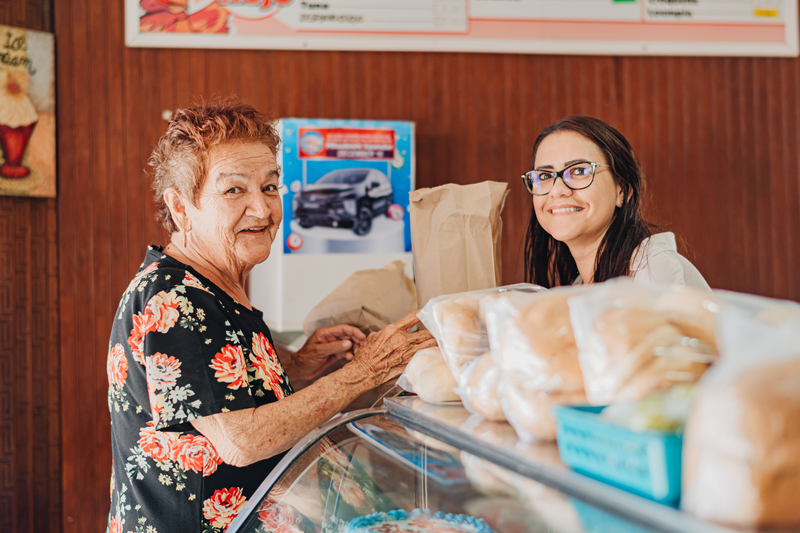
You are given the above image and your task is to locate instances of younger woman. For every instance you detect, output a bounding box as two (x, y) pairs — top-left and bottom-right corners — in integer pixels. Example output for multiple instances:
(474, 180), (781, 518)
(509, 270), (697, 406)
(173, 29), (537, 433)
(523, 116), (709, 289)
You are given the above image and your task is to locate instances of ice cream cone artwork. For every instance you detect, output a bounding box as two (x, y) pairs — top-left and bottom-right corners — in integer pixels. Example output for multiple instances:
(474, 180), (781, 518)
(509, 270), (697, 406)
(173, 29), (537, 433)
(0, 24), (56, 198)
(0, 70), (39, 178)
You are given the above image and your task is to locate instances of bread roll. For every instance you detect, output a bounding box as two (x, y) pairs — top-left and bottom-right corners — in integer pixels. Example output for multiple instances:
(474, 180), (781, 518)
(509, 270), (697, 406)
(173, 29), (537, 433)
(435, 297), (487, 380)
(399, 347), (459, 403)
(517, 294), (582, 390)
(653, 288), (718, 350)
(466, 352), (505, 421)
(489, 290), (587, 442)
(501, 380), (586, 442)
(583, 308), (714, 405)
(756, 304), (800, 324)
(682, 358), (800, 527)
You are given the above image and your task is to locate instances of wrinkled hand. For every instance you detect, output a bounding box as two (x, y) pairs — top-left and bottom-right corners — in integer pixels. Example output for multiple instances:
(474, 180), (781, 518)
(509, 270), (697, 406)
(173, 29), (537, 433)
(295, 325), (367, 380)
(350, 311), (437, 388)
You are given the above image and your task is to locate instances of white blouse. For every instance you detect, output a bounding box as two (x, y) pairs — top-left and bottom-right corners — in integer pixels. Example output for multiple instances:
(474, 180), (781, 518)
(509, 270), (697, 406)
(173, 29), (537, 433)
(574, 232), (711, 290)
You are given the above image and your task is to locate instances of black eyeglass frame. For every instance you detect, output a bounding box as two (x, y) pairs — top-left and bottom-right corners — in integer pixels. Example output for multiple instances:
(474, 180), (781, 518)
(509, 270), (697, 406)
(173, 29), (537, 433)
(521, 161), (609, 196)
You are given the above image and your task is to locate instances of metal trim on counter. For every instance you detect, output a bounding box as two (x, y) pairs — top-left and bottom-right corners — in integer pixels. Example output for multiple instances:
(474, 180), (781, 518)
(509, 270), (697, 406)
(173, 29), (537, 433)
(227, 407), (386, 533)
(384, 397), (737, 533)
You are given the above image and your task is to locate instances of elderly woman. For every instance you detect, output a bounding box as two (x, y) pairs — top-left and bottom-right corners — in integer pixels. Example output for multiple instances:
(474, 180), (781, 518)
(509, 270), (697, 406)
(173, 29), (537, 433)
(105, 100), (435, 533)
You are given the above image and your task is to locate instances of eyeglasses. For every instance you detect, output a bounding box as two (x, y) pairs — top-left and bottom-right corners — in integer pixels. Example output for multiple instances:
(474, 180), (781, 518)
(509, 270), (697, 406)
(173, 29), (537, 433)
(521, 162), (608, 196)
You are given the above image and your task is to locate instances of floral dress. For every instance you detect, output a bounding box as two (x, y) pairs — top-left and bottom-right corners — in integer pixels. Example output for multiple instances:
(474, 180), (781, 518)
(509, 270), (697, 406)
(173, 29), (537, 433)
(106, 246), (294, 533)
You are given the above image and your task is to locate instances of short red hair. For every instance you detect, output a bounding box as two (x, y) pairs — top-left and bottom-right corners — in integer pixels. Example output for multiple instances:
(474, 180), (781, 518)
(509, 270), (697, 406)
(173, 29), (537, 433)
(149, 97), (280, 233)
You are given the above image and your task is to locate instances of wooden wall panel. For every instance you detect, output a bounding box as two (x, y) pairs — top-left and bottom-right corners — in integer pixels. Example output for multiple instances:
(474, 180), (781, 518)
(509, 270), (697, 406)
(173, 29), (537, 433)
(0, 4), (60, 533)
(52, 2), (800, 532)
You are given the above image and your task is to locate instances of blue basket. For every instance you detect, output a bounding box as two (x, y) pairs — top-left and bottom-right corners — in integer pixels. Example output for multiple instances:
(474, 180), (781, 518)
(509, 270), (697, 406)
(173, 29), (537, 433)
(553, 405), (683, 507)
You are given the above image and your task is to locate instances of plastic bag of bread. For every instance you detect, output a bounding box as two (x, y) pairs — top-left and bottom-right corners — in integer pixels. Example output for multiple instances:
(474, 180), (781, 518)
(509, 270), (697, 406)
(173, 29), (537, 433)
(482, 287), (588, 442)
(682, 293), (800, 528)
(396, 347), (459, 403)
(459, 352), (505, 420)
(569, 279), (719, 406)
(417, 284), (544, 386)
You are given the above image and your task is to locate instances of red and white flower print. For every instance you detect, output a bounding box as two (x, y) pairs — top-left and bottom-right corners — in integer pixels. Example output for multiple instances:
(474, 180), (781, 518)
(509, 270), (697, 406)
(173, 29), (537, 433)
(146, 290), (182, 333)
(258, 498), (302, 533)
(183, 271), (212, 293)
(174, 433), (222, 476)
(250, 332), (286, 400)
(108, 514), (122, 533)
(146, 352), (182, 391)
(147, 380), (163, 423)
(128, 311), (156, 366)
(138, 421), (178, 462)
(107, 343), (128, 388)
(203, 487), (247, 530)
(123, 261), (159, 296)
(209, 344), (248, 389)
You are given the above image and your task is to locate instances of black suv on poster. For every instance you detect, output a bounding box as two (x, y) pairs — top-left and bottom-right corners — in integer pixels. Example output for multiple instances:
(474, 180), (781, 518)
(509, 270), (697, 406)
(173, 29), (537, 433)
(292, 168), (394, 236)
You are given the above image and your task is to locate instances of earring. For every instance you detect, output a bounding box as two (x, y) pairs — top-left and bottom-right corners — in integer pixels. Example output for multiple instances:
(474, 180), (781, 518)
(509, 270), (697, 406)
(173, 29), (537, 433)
(183, 230), (188, 248)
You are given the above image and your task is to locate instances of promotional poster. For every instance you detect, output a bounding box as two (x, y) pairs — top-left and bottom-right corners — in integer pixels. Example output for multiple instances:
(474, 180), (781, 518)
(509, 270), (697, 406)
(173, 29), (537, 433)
(278, 118), (414, 255)
(248, 118), (415, 332)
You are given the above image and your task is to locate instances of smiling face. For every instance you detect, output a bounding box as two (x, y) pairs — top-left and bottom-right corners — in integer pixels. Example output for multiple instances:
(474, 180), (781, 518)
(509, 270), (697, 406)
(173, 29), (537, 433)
(532, 130), (623, 251)
(185, 141), (282, 277)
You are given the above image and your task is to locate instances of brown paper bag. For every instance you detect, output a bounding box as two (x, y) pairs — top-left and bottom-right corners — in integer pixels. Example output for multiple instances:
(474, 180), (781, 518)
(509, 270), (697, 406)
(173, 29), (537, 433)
(410, 181), (509, 308)
(302, 261), (417, 337)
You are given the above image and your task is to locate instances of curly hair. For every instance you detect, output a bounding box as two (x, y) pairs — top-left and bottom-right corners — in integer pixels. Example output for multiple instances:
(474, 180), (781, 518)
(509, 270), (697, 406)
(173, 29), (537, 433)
(149, 97), (281, 233)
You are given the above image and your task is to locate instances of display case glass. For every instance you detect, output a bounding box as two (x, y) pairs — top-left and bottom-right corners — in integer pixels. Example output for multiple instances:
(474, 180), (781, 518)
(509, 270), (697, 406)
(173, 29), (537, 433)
(227, 405), (674, 533)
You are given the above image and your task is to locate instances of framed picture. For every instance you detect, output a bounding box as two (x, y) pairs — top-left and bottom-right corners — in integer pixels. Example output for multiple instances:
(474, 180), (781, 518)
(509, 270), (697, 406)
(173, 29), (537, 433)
(0, 25), (55, 198)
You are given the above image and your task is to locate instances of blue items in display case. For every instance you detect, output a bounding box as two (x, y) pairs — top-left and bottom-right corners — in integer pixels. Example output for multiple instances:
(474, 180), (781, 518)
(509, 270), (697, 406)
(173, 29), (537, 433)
(553, 406), (683, 507)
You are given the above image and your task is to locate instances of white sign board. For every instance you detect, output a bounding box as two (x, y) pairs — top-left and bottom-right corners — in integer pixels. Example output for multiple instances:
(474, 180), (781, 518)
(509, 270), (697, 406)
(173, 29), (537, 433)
(126, 0), (799, 57)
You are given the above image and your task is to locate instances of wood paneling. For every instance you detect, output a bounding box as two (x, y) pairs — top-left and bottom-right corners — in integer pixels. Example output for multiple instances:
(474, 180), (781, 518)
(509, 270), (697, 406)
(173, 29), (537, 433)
(49, 3), (800, 533)
(0, 3), (60, 533)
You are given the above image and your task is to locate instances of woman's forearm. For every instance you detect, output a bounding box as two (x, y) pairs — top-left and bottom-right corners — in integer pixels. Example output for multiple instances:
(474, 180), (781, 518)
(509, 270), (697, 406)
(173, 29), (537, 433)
(190, 363), (371, 467)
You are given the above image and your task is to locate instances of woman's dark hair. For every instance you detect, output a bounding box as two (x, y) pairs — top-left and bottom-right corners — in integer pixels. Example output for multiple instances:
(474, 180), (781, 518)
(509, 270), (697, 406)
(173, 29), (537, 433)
(524, 116), (658, 287)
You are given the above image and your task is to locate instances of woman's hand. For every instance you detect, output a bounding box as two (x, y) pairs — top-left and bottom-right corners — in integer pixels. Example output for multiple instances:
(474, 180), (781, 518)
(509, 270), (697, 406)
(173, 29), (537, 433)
(192, 313), (435, 468)
(293, 325), (367, 380)
(348, 311), (437, 389)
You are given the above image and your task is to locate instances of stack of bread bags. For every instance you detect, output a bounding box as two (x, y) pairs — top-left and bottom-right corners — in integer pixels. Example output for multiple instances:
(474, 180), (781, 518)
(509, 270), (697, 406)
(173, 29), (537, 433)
(483, 287), (589, 442)
(681, 291), (800, 528)
(416, 284), (543, 418)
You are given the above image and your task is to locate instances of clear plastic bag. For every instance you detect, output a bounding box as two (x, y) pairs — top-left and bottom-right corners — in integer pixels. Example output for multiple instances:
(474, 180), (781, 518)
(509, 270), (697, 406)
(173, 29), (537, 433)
(483, 286), (588, 442)
(396, 347), (460, 404)
(417, 284), (544, 386)
(568, 279), (719, 406)
(459, 351), (505, 421)
(681, 292), (800, 528)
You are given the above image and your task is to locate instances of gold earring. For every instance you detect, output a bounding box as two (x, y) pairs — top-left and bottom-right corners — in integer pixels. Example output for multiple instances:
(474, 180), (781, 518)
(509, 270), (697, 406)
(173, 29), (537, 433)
(183, 230), (188, 248)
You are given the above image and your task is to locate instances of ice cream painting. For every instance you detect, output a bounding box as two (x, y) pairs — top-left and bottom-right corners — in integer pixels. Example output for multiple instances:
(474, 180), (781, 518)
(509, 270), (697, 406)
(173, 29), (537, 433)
(0, 25), (55, 198)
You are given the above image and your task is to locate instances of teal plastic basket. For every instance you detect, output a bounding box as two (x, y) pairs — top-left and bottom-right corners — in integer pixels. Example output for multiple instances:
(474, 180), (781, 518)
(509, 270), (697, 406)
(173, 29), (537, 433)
(553, 405), (683, 507)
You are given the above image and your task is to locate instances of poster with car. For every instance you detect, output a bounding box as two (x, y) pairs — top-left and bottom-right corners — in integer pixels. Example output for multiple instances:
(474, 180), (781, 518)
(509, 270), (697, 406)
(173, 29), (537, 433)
(279, 118), (414, 255)
(248, 118), (415, 332)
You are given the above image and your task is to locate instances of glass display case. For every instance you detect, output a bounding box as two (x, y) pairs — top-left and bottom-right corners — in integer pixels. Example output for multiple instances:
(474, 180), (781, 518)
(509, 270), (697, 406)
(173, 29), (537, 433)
(225, 397), (764, 533)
